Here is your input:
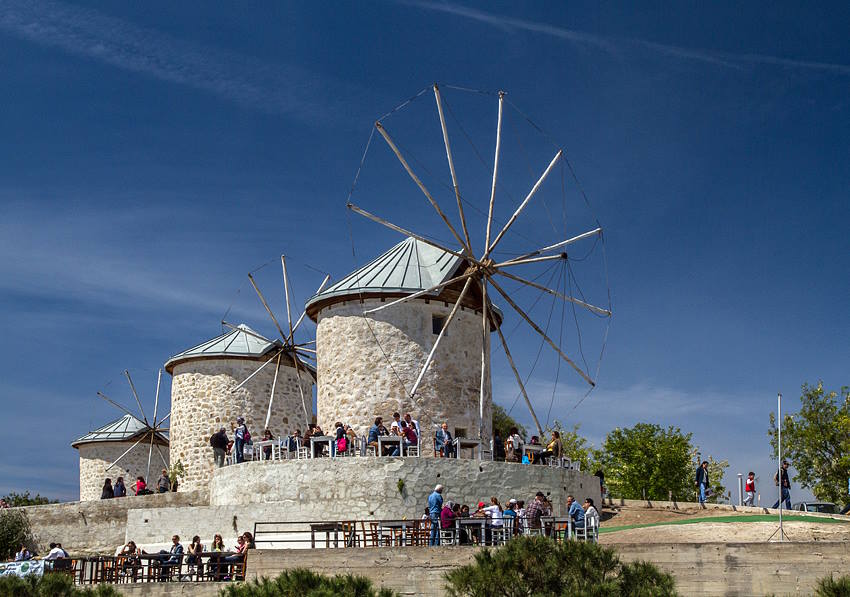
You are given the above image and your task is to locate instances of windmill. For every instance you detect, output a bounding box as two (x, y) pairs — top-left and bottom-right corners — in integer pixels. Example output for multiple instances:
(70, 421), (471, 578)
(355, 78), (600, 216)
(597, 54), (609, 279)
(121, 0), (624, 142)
(96, 369), (169, 482)
(222, 255), (330, 429)
(346, 84), (612, 440)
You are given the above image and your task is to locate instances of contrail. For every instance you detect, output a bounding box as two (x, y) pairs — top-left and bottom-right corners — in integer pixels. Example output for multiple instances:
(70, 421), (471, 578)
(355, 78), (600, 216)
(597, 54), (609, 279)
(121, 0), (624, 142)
(403, 0), (850, 76)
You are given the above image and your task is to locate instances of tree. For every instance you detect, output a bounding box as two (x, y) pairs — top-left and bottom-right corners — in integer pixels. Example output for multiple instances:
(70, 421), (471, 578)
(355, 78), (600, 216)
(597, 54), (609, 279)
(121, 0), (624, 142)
(0, 509), (33, 561)
(702, 454), (730, 504)
(595, 423), (693, 501)
(444, 535), (677, 597)
(219, 568), (397, 596)
(546, 421), (594, 471)
(769, 382), (850, 504)
(491, 404), (526, 440)
(2, 491), (57, 507)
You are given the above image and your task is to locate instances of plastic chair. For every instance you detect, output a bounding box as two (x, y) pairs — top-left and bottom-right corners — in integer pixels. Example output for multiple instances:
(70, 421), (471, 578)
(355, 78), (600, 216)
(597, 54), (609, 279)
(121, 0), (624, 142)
(439, 528), (456, 546)
(296, 438), (309, 460)
(406, 439), (420, 457)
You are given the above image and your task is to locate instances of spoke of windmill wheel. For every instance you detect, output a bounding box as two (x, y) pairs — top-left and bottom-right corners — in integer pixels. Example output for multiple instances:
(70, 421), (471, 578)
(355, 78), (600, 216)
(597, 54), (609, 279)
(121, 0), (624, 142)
(374, 122), (469, 253)
(230, 348), (285, 393)
(97, 392), (138, 419)
(363, 272), (474, 315)
(264, 353), (282, 430)
(485, 91), (505, 256)
(156, 413), (171, 427)
(488, 276), (595, 386)
(410, 277), (474, 398)
(478, 280), (489, 440)
(153, 441), (168, 469)
(106, 434), (148, 471)
(152, 369), (162, 440)
(291, 352), (311, 425)
(124, 370), (149, 425)
(433, 84), (472, 250)
(494, 254), (568, 268)
(146, 429), (155, 484)
(281, 256), (296, 345)
(293, 346), (317, 353)
(289, 274), (331, 342)
(485, 149), (563, 259)
(347, 203), (474, 263)
(494, 268), (611, 316)
(503, 227), (603, 264)
(491, 311), (545, 438)
(248, 273), (288, 341)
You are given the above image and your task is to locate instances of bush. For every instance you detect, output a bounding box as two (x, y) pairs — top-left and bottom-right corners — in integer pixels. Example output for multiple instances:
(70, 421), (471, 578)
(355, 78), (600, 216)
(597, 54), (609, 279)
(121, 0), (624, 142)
(0, 509), (34, 561)
(0, 573), (120, 596)
(815, 574), (850, 597)
(444, 535), (677, 597)
(218, 568), (398, 597)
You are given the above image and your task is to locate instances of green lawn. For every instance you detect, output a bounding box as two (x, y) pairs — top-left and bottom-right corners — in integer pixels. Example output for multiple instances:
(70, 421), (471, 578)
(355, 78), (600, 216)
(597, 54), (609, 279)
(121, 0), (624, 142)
(599, 514), (850, 534)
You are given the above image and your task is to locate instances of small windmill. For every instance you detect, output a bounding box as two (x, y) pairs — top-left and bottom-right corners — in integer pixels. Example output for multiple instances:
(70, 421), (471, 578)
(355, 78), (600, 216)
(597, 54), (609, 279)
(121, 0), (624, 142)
(96, 369), (170, 482)
(222, 255), (330, 429)
(347, 84), (612, 439)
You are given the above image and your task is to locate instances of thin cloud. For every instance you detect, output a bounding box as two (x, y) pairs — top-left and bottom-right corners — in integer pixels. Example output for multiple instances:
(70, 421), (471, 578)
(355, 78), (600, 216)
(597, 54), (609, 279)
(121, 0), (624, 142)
(0, 0), (353, 118)
(404, 0), (850, 76)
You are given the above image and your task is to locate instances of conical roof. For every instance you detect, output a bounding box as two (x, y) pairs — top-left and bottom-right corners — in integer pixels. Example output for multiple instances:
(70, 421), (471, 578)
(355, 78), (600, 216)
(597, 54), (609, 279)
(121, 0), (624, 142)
(72, 413), (168, 448)
(305, 237), (465, 318)
(164, 324), (277, 373)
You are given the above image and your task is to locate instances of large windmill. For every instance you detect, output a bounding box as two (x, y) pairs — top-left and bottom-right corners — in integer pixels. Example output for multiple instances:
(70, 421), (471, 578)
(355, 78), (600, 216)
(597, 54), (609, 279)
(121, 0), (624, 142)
(346, 84), (612, 439)
(222, 255), (329, 429)
(96, 369), (169, 481)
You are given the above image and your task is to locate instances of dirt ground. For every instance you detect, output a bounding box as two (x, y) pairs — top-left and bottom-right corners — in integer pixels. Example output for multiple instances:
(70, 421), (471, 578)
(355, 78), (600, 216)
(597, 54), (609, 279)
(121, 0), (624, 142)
(597, 505), (850, 544)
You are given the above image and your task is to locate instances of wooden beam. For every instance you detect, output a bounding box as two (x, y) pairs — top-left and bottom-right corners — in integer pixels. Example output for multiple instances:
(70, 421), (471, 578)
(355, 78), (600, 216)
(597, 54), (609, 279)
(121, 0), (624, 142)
(433, 83), (472, 251)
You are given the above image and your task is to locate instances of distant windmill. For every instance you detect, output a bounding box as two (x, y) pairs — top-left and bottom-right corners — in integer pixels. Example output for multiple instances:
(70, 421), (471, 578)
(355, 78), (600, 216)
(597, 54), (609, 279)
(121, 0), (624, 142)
(222, 255), (330, 428)
(96, 369), (169, 481)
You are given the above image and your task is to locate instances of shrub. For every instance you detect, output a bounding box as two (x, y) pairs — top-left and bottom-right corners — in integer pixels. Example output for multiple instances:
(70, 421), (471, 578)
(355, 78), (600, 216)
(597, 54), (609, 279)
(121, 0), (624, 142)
(815, 574), (850, 597)
(218, 567), (398, 597)
(0, 509), (34, 561)
(444, 535), (677, 597)
(0, 573), (120, 596)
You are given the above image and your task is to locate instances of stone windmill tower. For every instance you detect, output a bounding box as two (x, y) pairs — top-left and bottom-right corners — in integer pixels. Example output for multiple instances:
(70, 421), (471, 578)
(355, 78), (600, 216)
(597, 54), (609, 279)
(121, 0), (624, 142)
(165, 324), (314, 490)
(305, 237), (499, 447)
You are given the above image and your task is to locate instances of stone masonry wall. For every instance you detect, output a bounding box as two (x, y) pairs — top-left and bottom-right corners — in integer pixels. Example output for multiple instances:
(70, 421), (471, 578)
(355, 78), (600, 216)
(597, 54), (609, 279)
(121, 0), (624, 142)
(169, 358), (314, 491)
(78, 441), (169, 502)
(315, 298), (492, 448)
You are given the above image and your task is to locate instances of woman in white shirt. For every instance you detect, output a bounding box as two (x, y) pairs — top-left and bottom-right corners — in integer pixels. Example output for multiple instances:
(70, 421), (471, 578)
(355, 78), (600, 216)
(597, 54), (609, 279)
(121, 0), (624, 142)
(583, 498), (600, 537)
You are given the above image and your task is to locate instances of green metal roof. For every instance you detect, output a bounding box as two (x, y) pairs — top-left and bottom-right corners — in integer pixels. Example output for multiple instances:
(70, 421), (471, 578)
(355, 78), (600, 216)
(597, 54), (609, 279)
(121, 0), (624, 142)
(164, 324), (276, 372)
(72, 413), (168, 448)
(306, 237), (464, 311)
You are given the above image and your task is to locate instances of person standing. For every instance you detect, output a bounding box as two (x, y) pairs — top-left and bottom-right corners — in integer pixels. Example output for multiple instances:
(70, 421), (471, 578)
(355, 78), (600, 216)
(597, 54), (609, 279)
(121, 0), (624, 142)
(210, 427), (229, 467)
(113, 476), (126, 497)
(101, 478), (114, 499)
(695, 461), (709, 505)
(234, 417), (249, 463)
(772, 461), (792, 510)
(428, 484), (444, 546)
(743, 472), (756, 506)
(157, 468), (170, 493)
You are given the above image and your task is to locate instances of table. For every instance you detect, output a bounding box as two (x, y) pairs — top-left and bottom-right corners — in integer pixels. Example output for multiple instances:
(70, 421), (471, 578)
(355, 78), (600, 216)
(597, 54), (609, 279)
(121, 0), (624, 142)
(454, 437), (482, 460)
(523, 445), (544, 463)
(378, 520), (414, 546)
(541, 516), (573, 540)
(377, 435), (402, 457)
(456, 517), (487, 545)
(252, 440), (278, 460)
(310, 522), (342, 548)
(310, 435), (334, 458)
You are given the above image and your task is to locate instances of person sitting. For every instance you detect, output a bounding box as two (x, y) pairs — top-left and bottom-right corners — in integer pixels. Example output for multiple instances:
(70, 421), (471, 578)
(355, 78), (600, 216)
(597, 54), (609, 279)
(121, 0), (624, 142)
(503, 499), (518, 535)
(435, 422), (454, 457)
(400, 420), (418, 454)
(45, 542), (65, 560)
(368, 417), (398, 456)
(186, 535), (204, 575)
(114, 476), (127, 497)
(404, 413), (421, 438)
(492, 430), (506, 461)
(118, 541), (143, 577)
(133, 476), (147, 495)
(390, 412), (402, 434)
(344, 424), (357, 449)
(157, 469), (170, 493)
(540, 430), (563, 465)
(14, 545), (32, 561)
(101, 478), (114, 499)
(583, 497), (600, 537)
(208, 534), (226, 580)
(566, 494), (585, 535)
(223, 534), (249, 580)
(333, 422), (345, 456)
(156, 535), (183, 580)
(286, 429), (301, 454)
(261, 429), (274, 460)
(440, 500), (456, 533)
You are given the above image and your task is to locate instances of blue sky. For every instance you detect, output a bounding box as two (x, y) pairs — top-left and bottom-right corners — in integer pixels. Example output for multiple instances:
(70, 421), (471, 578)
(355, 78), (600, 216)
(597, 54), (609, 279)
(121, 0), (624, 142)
(1, 1), (847, 504)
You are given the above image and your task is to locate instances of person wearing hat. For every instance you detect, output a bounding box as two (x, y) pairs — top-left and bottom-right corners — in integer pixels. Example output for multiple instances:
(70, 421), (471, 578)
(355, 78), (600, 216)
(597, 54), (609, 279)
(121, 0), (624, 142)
(772, 461), (792, 510)
(234, 417), (250, 464)
(503, 499), (518, 535)
(427, 485), (444, 546)
(210, 427), (229, 468)
(525, 491), (550, 529)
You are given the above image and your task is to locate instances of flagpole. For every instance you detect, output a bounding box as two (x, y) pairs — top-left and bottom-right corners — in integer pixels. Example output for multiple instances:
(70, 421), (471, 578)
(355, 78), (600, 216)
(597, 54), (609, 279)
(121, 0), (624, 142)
(778, 392), (783, 542)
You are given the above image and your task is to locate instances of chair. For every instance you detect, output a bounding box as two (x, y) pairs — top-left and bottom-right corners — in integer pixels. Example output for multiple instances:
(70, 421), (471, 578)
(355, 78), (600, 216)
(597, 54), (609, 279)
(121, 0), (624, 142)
(296, 438), (310, 460)
(584, 517), (598, 543)
(365, 439), (377, 457)
(406, 438), (420, 457)
(439, 527), (456, 546)
(523, 525), (543, 537)
(365, 522), (385, 547)
(490, 519), (512, 546)
(342, 521), (361, 547)
(413, 519), (430, 546)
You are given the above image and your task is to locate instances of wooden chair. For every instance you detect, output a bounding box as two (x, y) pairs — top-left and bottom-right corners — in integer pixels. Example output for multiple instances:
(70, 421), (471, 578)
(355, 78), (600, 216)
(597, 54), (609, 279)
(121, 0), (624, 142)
(342, 521), (361, 547)
(406, 438), (420, 457)
(365, 521), (382, 547)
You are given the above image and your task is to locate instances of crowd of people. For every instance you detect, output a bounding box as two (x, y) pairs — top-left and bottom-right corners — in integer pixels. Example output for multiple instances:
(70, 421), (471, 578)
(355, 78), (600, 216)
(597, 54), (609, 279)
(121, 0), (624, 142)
(100, 469), (172, 500)
(425, 485), (600, 546)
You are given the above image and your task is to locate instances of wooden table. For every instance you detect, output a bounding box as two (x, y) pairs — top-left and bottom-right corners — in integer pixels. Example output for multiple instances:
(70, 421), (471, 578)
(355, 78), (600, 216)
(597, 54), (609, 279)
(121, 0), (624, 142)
(455, 517), (487, 545)
(378, 520), (414, 546)
(454, 437), (482, 459)
(310, 435), (334, 458)
(377, 435), (402, 456)
(310, 522), (342, 548)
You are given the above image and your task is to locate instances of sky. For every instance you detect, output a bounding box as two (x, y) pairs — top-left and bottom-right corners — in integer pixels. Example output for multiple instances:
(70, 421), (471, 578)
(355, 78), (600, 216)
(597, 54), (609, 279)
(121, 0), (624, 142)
(0, 1), (848, 504)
